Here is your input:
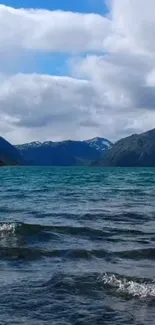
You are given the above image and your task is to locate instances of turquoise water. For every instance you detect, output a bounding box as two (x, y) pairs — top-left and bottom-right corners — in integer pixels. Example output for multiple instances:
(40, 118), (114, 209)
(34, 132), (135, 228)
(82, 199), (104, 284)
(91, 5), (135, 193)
(0, 167), (155, 324)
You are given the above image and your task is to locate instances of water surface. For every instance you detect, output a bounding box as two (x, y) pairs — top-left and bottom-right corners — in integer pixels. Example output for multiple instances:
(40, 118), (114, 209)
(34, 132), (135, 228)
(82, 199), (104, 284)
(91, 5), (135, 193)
(0, 167), (155, 324)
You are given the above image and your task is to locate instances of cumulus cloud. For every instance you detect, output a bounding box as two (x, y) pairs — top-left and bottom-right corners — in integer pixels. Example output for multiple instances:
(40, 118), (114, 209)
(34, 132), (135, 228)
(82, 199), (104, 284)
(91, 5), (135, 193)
(0, 5), (110, 53)
(0, 2), (155, 143)
(108, 0), (155, 55)
(1, 72), (155, 145)
(70, 52), (155, 110)
(0, 73), (105, 143)
(0, 1), (154, 55)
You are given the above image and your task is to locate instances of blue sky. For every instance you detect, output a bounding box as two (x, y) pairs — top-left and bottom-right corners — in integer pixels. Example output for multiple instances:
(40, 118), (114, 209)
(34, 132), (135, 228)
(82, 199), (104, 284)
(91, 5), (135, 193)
(0, 0), (154, 144)
(2, 0), (108, 14)
(1, 0), (108, 76)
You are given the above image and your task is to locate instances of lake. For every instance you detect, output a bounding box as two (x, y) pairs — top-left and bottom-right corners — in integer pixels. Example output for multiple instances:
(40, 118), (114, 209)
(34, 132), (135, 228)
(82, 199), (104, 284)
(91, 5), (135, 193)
(0, 167), (155, 324)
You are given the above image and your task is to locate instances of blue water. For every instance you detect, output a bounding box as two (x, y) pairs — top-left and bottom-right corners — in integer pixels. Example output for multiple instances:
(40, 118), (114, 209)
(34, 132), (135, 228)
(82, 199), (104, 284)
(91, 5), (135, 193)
(0, 167), (155, 324)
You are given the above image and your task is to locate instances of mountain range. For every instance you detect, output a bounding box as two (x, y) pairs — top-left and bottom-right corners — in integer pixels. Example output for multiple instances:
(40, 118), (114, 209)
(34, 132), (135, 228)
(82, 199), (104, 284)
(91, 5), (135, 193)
(0, 136), (23, 166)
(92, 129), (155, 167)
(1, 128), (155, 167)
(16, 137), (112, 166)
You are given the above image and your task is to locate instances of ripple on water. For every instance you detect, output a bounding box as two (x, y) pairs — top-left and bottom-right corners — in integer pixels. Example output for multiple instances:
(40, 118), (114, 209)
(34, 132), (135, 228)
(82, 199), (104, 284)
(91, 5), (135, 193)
(0, 167), (155, 324)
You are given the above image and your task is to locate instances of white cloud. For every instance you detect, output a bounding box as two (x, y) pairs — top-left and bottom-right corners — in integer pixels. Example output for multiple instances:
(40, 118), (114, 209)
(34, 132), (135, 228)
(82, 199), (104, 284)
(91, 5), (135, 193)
(0, 5), (110, 53)
(0, 73), (105, 143)
(70, 52), (155, 110)
(1, 2), (155, 143)
(0, 2), (155, 55)
(1, 72), (155, 145)
(109, 0), (155, 55)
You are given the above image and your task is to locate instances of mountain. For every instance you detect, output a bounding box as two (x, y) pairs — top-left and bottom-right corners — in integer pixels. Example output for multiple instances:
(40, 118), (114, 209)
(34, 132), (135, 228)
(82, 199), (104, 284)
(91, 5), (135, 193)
(85, 137), (113, 151)
(92, 129), (155, 167)
(16, 137), (112, 166)
(0, 136), (23, 166)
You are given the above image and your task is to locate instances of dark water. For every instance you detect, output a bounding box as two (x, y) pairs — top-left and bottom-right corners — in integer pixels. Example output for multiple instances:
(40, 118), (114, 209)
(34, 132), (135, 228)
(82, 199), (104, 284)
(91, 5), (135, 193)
(0, 167), (155, 324)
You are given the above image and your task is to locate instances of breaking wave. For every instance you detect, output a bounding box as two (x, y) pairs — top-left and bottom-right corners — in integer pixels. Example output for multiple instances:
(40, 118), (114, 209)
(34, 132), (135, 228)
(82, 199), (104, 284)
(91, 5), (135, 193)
(102, 273), (155, 298)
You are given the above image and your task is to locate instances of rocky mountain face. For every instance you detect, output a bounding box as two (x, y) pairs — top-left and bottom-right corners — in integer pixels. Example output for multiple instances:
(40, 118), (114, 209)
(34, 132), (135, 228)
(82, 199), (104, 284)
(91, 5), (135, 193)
(0, 136), (23, 166)
(16, 137), (112, 166)
(92, 129), (155, 167)
(85, 137), (113, 151)
(3, 128), (155, 167)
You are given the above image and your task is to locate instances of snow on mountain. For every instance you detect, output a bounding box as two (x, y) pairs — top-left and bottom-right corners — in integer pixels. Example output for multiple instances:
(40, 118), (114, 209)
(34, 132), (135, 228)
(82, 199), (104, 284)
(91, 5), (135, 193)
(16, 137), (113, 166)
(17, 141), (53, 149)
(17, 137), (113, 151)
(85, 137), (113, 151)
(16, 137), (113, 155)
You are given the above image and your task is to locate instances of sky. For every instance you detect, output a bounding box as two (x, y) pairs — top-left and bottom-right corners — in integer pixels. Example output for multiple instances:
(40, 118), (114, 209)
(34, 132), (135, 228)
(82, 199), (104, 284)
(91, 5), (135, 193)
(0, 0), (155, 144)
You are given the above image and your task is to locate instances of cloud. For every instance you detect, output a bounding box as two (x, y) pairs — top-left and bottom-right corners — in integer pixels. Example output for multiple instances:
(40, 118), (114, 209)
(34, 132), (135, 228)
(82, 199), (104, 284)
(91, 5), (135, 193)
(1, 2), (155, 143)
(70, 52), (155, 110)
(108, 0), (155, 55)
(0, 73), (106, 143)
(0, 2), (155, 56)
(101, 0), (155, 57)
(1, 72), (155, 145)
(0, 5), (110, 53)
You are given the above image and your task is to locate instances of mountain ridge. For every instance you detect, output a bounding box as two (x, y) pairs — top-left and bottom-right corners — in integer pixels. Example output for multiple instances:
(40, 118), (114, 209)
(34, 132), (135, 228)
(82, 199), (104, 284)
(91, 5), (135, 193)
(16, 137), (112, 166)
(0, 136), (23, 166)
(92, 128), (155, 167)
(3, 128), (155, 167)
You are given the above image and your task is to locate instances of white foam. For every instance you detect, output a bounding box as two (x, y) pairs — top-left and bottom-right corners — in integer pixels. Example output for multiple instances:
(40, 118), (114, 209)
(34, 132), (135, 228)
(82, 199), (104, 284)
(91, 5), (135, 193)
(0, 223), (16, 234)
(102, 273), (155, 298)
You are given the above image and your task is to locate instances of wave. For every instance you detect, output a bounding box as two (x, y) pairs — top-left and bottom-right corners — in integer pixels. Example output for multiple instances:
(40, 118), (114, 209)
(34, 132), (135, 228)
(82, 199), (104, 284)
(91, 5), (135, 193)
(0, 222), (120, 240)
(0, 222), (154, 262)
(0, 222), (45, 236)
(116, 248), (155, 260)
(0, 247), (103, 260)
(80, 211), (147, 222)
(102, 274), (155, 299)
(102, 273), (155, 298)
(0, 223), (17, 233)
(0, 221), (148, 237)
(1, 244), (154, 262)
(20, 211), (149, 224)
